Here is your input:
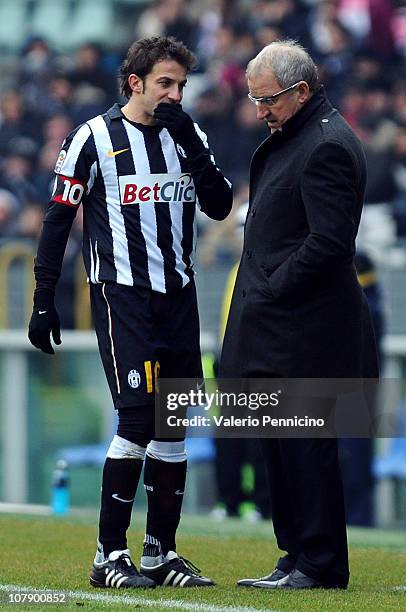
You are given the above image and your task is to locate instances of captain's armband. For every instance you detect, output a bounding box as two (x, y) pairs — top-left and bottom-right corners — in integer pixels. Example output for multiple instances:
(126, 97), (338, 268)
(52, 175), (86, 207)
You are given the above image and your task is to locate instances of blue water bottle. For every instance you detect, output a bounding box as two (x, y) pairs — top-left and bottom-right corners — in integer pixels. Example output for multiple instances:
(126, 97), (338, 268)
(51, 459), (70, 515)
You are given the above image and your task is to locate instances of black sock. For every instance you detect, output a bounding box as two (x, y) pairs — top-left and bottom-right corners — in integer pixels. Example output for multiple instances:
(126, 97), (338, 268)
(99, 457), (143, 556)
(144, 455), (187, 556)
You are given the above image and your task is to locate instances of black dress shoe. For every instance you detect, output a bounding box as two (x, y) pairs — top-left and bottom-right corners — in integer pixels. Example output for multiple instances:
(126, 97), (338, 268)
(276, 569), (343, 590)
(237, 567), (289, 588)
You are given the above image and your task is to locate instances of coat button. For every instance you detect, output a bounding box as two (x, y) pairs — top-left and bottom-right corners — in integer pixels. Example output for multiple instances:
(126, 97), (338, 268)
(251, 208), (256, 217)
(246, 249), (252, 258)
(242, 289), (246, 297)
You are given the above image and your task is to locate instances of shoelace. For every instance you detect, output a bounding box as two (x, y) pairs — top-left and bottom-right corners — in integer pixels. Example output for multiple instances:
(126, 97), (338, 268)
(175, 556), (201, 575)
(114, 553), (139, 575)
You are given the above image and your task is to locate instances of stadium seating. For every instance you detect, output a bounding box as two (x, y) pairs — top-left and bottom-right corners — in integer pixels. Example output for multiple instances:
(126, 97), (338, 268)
(0, 0), (148, 53)
(28, 0), (73, 49)
(373, 405), (406, 522)
(0, 2), (29, 50)
(374, 437), (406, 480)
(65, 0), (114, 48)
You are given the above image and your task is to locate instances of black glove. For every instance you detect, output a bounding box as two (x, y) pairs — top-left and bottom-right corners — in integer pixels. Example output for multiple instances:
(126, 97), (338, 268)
(28, 289), (61, 355)
(153, 103), (204, 154)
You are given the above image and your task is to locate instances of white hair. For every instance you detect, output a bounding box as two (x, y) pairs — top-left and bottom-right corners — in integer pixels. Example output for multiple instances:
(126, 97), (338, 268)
(246, 40), (319, 91)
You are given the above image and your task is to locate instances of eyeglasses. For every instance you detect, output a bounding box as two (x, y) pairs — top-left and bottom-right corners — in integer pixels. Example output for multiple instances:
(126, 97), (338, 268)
(247, 82), (301, 107)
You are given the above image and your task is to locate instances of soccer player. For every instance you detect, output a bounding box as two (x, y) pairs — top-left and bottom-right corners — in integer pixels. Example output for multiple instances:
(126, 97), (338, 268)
(28, 36), (232, 589)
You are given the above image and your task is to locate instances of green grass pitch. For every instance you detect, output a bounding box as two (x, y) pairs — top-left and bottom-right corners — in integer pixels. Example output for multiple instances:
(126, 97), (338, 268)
(0, 512), (405, 611)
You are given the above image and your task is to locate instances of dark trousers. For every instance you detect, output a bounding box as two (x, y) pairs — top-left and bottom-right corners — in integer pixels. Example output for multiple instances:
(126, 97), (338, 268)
(260, 437), (349, 588)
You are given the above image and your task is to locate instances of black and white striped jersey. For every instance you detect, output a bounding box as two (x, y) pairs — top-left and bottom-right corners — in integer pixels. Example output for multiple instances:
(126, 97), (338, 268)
(35, 103), (232, 294)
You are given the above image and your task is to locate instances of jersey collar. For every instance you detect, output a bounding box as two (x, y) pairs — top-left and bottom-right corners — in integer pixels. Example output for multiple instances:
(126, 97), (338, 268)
(106, 103), (124, 120)
(106, 102), (163, 133)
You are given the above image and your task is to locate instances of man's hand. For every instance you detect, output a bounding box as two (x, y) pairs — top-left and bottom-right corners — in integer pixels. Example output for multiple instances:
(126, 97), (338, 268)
(153, 103), (202, 152)
(28, 289), (61, 355)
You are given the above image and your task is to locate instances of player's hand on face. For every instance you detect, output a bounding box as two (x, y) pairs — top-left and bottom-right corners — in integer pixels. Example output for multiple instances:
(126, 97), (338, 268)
(153, 103), (197, 148)
(28, 290), (61, 355)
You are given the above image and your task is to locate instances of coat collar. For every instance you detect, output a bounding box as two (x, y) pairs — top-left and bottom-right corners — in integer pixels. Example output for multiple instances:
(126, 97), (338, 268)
(270, 86), (333, 140)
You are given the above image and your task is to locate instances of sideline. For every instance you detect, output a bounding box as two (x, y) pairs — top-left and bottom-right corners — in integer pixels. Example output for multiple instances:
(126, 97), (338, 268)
(0, 583), (285, 612)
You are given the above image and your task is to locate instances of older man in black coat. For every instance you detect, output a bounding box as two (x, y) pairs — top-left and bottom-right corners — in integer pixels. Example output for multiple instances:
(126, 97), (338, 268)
(220, 41), (378, 590)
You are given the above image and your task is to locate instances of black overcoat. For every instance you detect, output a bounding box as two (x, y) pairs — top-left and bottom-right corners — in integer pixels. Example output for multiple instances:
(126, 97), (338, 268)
(221, 88), (378, 379)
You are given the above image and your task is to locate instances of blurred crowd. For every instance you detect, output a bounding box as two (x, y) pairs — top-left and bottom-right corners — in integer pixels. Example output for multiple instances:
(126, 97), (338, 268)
(0, 0), (405, 262)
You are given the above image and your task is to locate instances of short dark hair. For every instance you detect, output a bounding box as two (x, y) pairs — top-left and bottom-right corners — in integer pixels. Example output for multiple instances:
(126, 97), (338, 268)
(119, 36), (197, 99)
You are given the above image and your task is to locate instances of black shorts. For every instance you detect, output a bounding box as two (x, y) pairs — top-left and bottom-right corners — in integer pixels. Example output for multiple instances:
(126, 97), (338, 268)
(90, 280), (202, 409)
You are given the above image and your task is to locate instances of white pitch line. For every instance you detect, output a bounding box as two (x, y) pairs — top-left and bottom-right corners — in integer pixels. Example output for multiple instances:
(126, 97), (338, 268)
(0, 584), (286, 612)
